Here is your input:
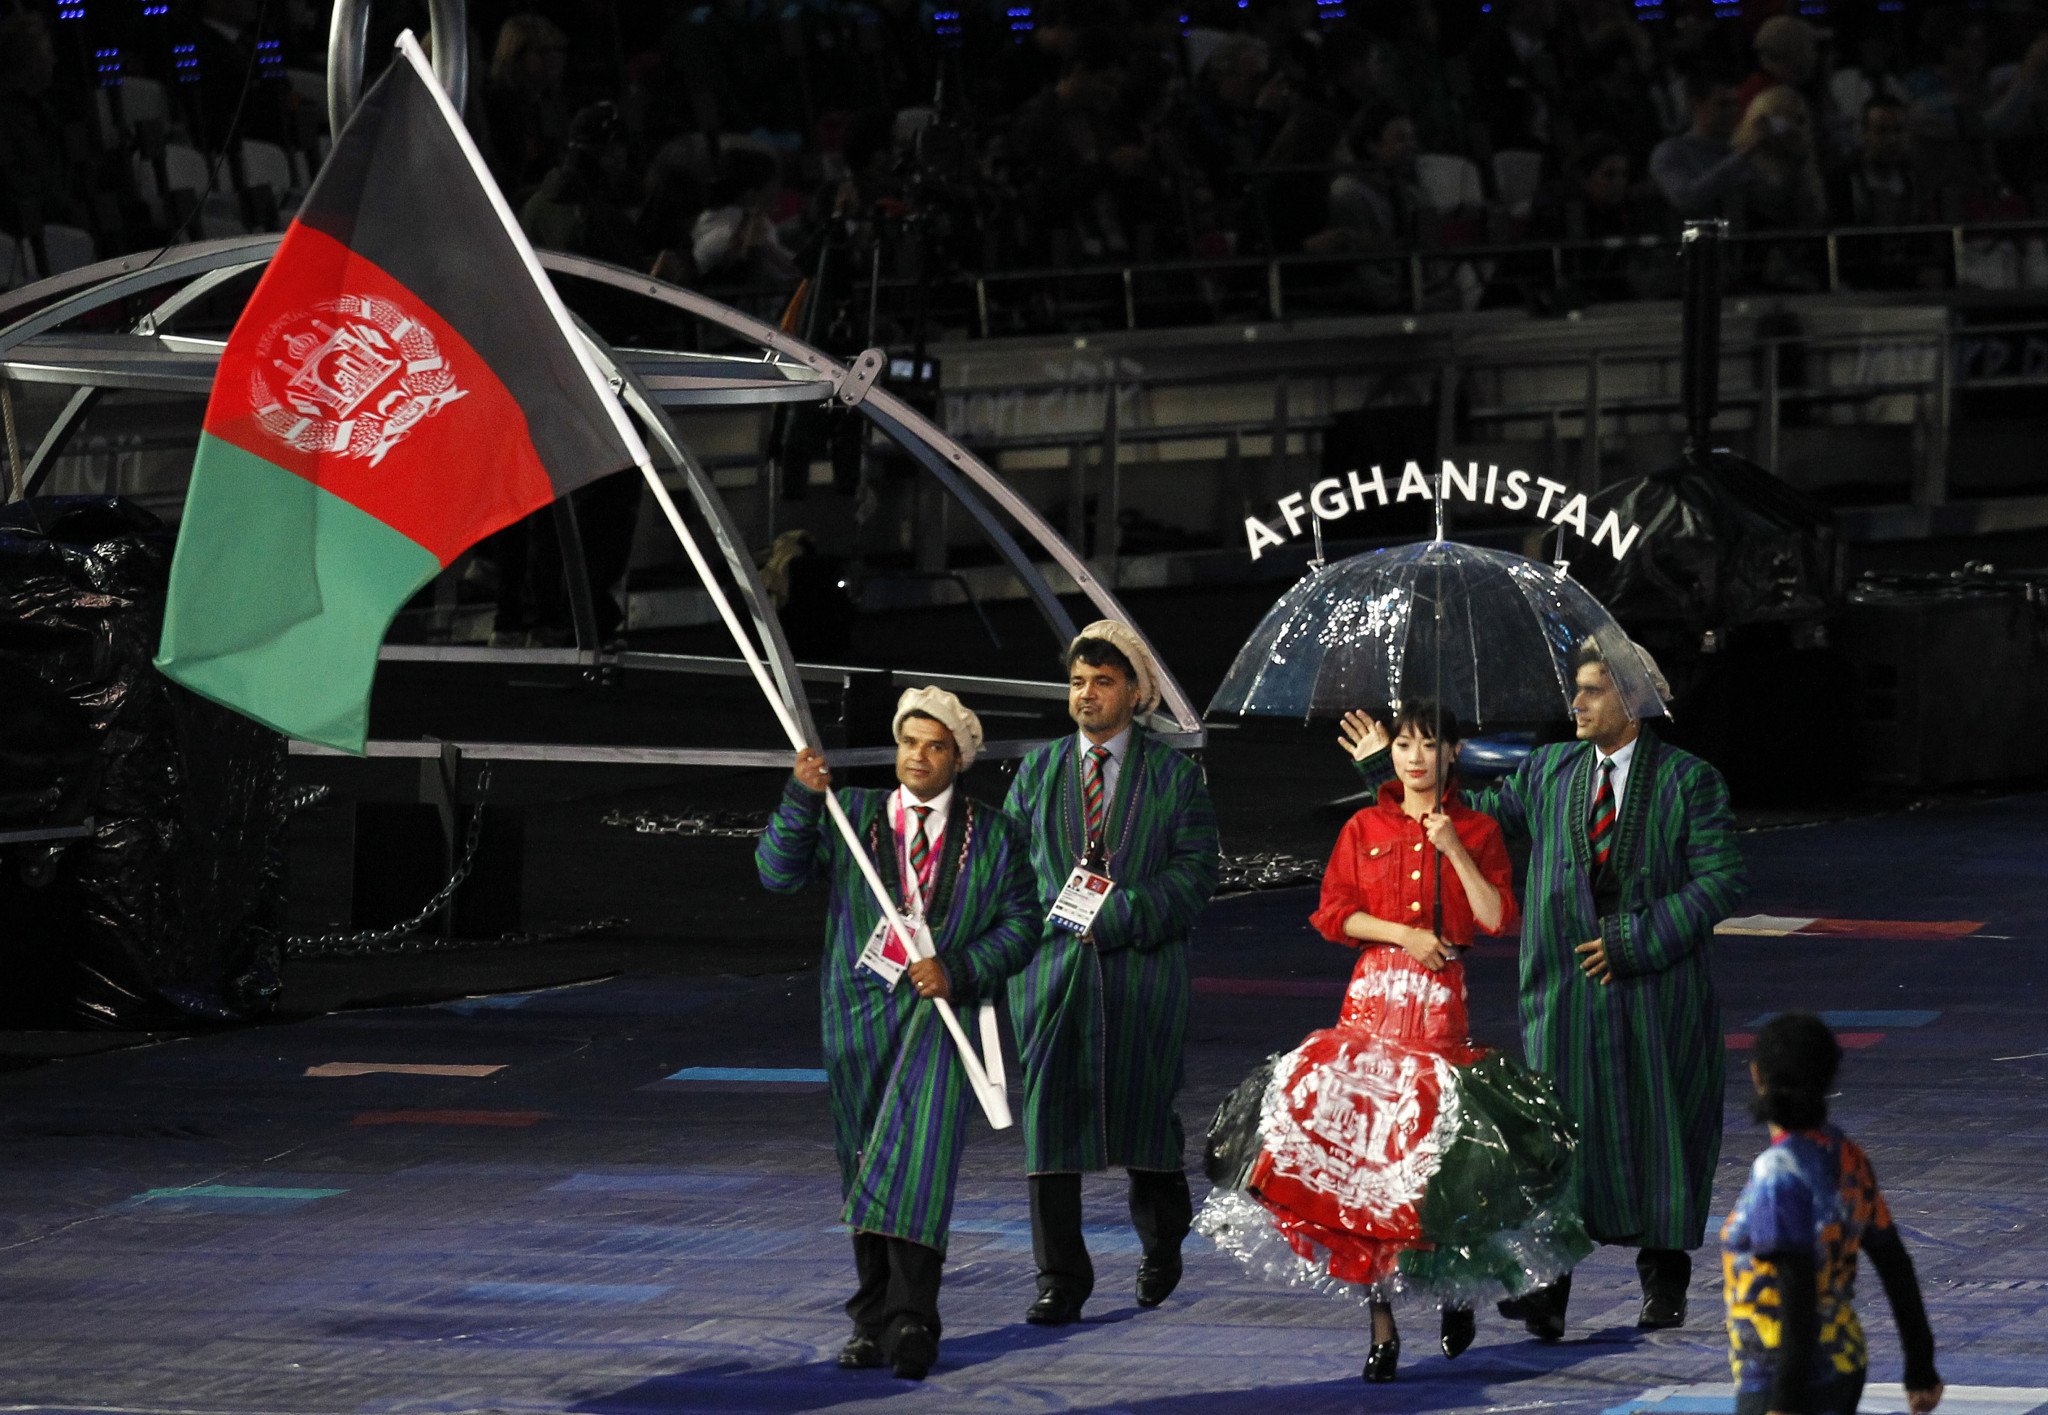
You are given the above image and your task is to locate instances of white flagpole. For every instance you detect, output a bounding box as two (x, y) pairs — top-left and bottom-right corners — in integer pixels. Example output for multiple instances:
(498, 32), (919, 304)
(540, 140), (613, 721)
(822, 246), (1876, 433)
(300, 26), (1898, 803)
(393, 32), (1010, 1129)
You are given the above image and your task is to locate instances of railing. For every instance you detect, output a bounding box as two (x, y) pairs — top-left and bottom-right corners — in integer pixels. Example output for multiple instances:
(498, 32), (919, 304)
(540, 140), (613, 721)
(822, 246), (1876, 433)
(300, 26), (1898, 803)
(653, 218), (2048, 344)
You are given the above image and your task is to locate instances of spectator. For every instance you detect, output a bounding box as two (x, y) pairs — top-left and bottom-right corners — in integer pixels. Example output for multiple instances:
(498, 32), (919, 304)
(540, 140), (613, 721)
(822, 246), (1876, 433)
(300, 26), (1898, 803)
(1328, 104), (1439, 309)
(1731, 85), (1826, 288)
(521, 102), (644, 269)
(1186, 36), (1294, 245)
(1829, 96), (1944, 290)
(1651, 69), (1759, 219)
(1465, 0), (1568, 154)
(1528, 131), (1670, 301)
(1558, 0), (1675, 171)
(0, 7), (75, 250)
(1831, 96), (1921, 227)
(692, 148), (801, 289)
(190, 0), (292, 152)
(1905, 6), (2048, 214)
(1361, 3), (1467, 157)
(480, 14), (571, 207)
(1736, 15), (1818, 109)
(1003, 29), (1151, 262)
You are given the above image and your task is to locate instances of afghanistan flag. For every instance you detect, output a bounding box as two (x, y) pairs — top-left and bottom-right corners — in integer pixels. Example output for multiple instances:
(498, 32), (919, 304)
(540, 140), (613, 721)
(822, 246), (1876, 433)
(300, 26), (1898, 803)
(154, 32), (645, 753)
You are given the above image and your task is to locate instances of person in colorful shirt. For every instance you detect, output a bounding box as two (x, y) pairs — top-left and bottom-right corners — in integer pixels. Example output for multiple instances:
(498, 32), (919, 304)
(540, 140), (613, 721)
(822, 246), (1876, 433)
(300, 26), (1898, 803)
(1723, 1012), (1942, 1415)
(1341, 638), (1746, 1338)
(1004, 619), (1221, 1326)
(1198, 702), (1589, 1382)
(755, 686), (1039, 1381)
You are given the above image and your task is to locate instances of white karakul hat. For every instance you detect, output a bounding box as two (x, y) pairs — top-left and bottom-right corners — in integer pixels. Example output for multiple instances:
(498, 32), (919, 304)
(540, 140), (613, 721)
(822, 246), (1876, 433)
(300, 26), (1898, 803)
(892, 685), (985, 769)
(1068, 619), (1161, 714)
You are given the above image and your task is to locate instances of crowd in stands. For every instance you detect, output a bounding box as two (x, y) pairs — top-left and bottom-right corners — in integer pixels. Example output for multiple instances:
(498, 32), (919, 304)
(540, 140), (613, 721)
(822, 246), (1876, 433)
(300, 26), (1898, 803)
(8, 0), (2048, 315)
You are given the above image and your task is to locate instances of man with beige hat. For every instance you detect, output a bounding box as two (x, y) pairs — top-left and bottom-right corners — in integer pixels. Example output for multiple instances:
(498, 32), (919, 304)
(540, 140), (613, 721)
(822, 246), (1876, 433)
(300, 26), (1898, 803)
(757, 685), (1039, 1379)
(1004, 620), (1220, 1325)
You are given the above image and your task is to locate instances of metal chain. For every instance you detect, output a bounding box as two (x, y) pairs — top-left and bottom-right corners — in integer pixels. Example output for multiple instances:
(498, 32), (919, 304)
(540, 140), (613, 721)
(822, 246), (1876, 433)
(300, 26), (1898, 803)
(601, 807), (767, 839)
(286, 766), (496, 958)
(1215, 850), (1324, 896)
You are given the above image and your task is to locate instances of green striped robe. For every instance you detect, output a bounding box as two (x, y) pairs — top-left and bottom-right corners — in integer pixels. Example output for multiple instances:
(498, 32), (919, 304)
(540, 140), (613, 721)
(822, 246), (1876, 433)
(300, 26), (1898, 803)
(756, 778), (1038, 1251)
(1358, 727), (1746, 1248)
(1004, 729), (1221, 1174)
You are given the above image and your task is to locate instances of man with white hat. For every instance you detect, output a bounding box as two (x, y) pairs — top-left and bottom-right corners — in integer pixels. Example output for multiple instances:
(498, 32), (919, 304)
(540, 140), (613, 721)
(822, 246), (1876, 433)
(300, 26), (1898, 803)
(756, 686), (1039, 1379)
(1004, 620), (1221, 1325)
(1341, 635), (1744, 1341)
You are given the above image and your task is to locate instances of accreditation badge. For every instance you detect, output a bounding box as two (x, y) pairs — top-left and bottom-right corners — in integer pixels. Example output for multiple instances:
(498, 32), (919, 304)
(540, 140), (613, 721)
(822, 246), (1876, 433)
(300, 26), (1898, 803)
(1048, 864), (1114, 936)
(857, 912), (917, 987)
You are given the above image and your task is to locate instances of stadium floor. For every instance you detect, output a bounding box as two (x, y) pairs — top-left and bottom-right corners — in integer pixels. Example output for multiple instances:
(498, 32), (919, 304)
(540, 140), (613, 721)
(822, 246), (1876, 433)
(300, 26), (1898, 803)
(1, 785), (2044, 1414)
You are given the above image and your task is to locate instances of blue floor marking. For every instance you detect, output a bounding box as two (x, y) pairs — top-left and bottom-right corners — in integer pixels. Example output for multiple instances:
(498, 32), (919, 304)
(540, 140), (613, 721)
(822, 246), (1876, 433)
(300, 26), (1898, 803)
(122, 1184), (346, 1210)
(663, 1066), (829, 1083)
(1749, 1009), (1941, 1028)
(454, 1282), (667, 1304)
(552, 1172), (759, 1195)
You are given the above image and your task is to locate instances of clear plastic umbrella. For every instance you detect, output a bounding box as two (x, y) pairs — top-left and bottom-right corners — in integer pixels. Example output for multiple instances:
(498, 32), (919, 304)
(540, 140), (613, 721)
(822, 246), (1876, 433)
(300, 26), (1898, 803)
(1208, 540), (1666, 727)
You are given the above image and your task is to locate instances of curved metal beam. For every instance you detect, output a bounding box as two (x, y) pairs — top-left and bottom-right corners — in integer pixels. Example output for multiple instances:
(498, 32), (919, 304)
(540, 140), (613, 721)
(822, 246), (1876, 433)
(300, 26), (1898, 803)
(535, 253), (1203, 733)
(0, 237), (280, 358)
(584, 341), (822, 746)
(328, 0), (469, 133)
(17, 255), (277, 500)
(0, 239), (1200, 733)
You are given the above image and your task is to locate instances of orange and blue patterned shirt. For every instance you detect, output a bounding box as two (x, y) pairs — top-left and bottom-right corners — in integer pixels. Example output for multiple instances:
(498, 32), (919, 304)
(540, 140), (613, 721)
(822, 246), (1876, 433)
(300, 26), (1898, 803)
(1721, 1125), (1892, 1394)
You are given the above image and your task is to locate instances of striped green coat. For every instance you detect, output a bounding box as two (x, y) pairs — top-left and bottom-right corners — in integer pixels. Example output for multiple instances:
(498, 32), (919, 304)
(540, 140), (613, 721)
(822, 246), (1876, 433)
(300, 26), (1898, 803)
(1004, 730), (1221, 1174)
(756, 778), (1038, 1252)
(1358, 727), (1746, 1248)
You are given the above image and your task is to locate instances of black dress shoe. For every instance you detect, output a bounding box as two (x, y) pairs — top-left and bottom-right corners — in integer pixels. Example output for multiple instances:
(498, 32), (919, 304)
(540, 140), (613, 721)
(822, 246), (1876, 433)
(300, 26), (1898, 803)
(1362, 1337), (1400, 1382)
(1025, 1290), (1085, 1325)
(889, 1321), (939, 1380)
(1135, 1256), (1183, 1308)
(837, 1334), (883, 1369)
(1440, 1307), (1475, 1359)
(1638, 1290), (1687, 1329)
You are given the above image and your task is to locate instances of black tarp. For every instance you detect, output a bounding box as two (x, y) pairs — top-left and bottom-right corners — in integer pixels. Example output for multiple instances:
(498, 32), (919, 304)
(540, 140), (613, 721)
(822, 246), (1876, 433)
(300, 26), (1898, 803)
(0, 497), (289, 1028)
(1571, 450), (1836, 634)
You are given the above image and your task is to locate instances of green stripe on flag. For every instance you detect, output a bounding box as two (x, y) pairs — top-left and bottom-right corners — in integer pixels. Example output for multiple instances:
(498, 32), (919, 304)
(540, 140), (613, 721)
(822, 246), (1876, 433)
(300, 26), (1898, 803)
(155, 433), (441, 754)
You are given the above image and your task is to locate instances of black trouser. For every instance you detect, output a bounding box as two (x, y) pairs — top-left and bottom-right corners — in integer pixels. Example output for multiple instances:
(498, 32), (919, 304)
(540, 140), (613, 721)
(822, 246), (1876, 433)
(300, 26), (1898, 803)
(847, 1231), (944, 1356)
(1522, 1246), (1690, 1318)
(1029, 1168), (1193, 1300)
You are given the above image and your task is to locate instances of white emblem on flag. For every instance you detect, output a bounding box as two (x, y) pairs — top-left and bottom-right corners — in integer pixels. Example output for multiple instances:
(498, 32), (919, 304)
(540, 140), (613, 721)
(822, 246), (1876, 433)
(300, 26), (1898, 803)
(248, 295), (468, 464)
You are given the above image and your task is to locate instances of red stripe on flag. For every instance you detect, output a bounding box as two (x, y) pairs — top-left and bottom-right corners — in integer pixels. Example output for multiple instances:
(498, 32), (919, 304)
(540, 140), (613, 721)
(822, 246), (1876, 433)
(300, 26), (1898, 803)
(204, 224), (558, 565)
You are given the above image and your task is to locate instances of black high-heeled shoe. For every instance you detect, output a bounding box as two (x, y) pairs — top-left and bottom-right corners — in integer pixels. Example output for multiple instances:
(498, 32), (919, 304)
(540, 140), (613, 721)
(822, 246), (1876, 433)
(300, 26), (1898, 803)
(1440, 1306), (1475, 1359)
(1363, 1302), (1399, 1382)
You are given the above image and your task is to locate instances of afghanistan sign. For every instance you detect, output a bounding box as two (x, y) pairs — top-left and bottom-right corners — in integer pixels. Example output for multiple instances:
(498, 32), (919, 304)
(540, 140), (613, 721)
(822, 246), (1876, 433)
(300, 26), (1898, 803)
(1245, 460), (1644, 563)
(155, 34), (640, 753)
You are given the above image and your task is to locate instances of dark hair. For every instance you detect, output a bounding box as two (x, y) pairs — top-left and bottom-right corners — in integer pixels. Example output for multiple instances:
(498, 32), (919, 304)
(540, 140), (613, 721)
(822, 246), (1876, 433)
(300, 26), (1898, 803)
(708, 148), (778, 207)
(1682, 65), (1740, 104)
(1573, 131), (1627, 180)
(898, 709), (956, 745)
(1750, 1012), (1841, 1130)
(1067, 26), (1125, 76)
(1863, 93), (1907, 120)
(1066, 636), (1136, 683)
(1390, 697), (1462, 746)
(1347, 102), (1411, 155)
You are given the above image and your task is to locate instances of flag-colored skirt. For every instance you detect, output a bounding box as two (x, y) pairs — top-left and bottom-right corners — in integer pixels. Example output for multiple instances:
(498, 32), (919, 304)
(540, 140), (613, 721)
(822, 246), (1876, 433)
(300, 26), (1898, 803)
(1196, 948), (1592, 1307)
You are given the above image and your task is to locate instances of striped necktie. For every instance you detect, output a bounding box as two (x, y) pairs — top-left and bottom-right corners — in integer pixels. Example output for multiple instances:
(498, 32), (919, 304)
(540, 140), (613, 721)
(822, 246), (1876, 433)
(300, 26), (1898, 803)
(905, 805), (932, 908)
(1084, 745), (1111, 844)
(1588, 757), (1617, 868)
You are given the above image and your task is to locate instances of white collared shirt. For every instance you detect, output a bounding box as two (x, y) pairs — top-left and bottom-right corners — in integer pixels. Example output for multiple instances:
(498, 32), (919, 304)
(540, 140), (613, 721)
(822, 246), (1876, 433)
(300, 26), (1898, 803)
(1077, 724), (1133, 812)
(1596, 734), (1638, 815)
(892, 782), (953, 913)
